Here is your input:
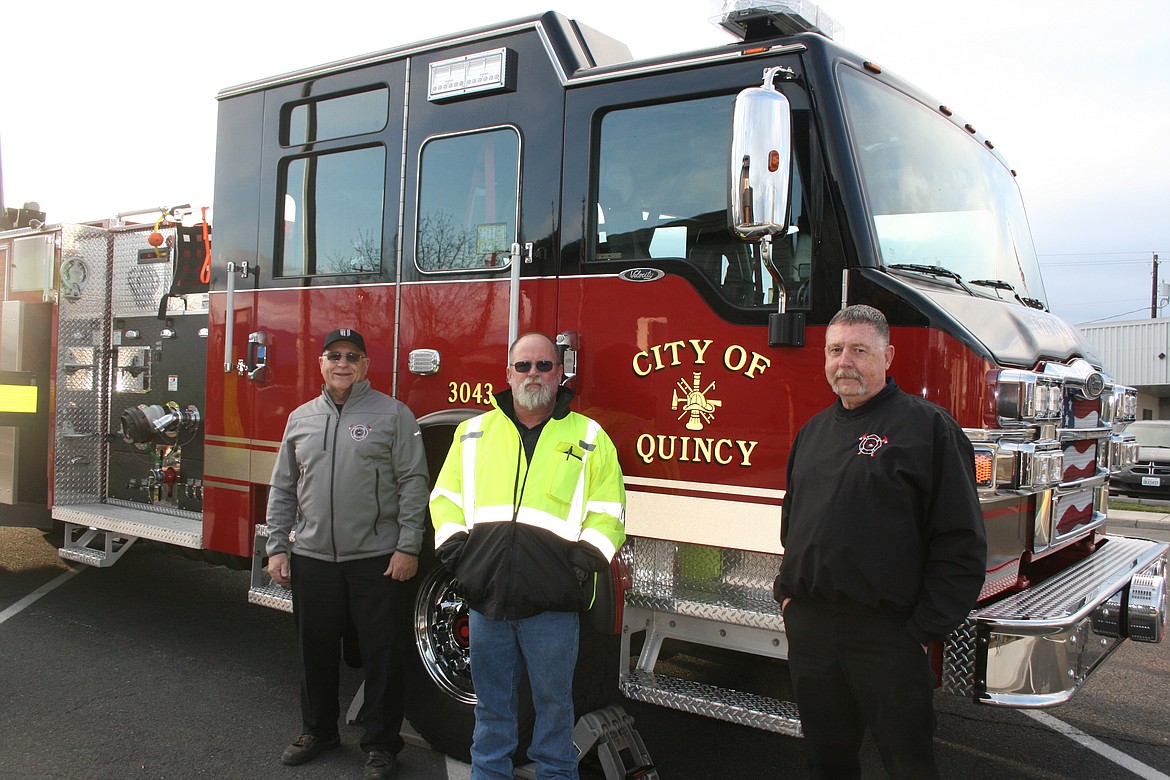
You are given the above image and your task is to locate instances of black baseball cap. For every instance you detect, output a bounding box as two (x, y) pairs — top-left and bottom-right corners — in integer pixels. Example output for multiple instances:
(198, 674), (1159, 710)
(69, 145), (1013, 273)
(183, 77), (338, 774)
(322, 328), (367, 355)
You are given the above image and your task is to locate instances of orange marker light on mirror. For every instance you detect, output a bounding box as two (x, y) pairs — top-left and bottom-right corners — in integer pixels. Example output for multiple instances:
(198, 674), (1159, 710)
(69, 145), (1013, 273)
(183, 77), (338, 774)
(768, 150), (780, 172)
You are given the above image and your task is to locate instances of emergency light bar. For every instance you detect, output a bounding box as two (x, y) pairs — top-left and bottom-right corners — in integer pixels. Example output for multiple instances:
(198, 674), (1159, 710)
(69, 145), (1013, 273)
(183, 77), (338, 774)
(718, 0), (840, 41)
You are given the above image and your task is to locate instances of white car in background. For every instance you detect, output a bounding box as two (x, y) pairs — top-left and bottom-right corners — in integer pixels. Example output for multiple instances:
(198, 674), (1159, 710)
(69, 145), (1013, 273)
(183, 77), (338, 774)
(1113, 420), (1170, 499)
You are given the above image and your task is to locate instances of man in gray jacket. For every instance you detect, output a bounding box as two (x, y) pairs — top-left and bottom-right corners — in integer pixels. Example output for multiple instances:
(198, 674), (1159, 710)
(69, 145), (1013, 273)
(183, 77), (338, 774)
(266, 327), (429, 780)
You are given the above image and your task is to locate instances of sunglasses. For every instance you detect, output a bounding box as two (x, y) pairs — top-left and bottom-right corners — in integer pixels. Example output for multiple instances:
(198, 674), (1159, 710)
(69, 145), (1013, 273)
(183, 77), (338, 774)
(511, 360), (559, 374)
(324, 351), (365, 363)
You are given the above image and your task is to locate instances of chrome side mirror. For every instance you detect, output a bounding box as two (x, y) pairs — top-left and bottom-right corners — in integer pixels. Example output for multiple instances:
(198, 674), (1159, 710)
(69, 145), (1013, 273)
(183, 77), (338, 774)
(730, 68), (804, 347)
(730, 67), (793, 241)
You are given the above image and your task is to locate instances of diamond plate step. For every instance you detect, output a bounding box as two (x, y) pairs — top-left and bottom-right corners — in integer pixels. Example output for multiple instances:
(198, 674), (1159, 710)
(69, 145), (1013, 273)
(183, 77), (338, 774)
(53, 502), (202, 548)
(977, 535), (1168, 624)
(249, 524), (293, 612)
(58, 545), (111, 567)
(248, 582), (293, 613)
(620, 669), (802, 737)
(626, 582), (783, 632)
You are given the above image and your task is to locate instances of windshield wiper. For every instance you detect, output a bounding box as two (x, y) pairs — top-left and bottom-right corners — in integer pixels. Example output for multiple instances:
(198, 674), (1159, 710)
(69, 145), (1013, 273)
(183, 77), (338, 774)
(969, 278), (1047, 310)
(887, 264), (975, 296)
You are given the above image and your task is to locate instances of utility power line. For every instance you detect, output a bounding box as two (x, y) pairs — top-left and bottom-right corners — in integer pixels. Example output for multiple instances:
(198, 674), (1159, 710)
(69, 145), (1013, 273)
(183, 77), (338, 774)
(1038, 250), (1167, 258)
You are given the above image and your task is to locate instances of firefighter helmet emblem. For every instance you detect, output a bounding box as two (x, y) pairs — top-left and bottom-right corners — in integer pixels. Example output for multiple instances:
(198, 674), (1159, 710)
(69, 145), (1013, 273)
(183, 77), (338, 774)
(349, 424), (373, 442)
(857, 433), (888, 457)
(671, 371), (722, 431)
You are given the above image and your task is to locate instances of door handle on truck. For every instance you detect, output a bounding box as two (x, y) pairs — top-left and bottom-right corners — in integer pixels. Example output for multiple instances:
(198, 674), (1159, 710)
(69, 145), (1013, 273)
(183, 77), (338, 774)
(222, 261), (250, 373)
(240, 330), (268, 382)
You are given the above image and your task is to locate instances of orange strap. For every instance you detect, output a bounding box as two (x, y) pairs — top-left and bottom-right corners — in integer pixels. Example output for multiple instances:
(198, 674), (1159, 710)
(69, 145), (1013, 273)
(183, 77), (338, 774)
(199, 206), (211, 285)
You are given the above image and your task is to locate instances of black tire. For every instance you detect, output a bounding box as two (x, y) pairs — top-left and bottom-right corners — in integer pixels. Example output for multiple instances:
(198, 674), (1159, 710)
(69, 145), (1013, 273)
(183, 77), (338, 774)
(403, 562), (621, 763)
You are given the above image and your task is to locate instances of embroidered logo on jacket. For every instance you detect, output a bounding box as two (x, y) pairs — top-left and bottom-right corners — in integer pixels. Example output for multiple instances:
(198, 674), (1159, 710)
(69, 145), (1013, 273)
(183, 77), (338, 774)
(857, 433), (888, 457)
(349, 424), (373, 442)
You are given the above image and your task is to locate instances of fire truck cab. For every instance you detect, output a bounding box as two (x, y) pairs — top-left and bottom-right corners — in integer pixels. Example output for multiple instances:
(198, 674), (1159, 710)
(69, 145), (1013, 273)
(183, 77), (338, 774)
(2, 1), (1165, 762)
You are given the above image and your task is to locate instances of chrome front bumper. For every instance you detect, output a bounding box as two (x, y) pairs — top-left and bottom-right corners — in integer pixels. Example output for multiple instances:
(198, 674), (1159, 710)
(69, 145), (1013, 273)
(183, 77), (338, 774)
(943, 535), (1168, 707)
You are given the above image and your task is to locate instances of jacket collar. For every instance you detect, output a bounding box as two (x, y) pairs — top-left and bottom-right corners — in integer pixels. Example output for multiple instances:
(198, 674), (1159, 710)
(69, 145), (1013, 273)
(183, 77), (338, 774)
(493, 385), (575, 425)
(320, 378), (371, 406)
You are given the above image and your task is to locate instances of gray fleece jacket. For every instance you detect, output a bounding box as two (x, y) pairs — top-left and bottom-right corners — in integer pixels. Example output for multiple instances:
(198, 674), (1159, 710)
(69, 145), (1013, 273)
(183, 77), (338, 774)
(265, 380), (429, 562)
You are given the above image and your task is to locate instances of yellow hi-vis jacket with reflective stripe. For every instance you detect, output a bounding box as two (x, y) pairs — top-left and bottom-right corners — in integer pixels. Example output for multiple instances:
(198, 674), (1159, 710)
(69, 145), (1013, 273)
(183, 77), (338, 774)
(429, 392), (626, 619)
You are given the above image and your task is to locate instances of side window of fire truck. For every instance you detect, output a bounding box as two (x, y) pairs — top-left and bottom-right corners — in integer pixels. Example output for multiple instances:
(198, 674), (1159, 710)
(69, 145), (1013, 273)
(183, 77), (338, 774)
(415, 128), (520, 272)
(279, 147), (385, 277)
(277, 87), (390, 278)
(594, 95), (811, 309)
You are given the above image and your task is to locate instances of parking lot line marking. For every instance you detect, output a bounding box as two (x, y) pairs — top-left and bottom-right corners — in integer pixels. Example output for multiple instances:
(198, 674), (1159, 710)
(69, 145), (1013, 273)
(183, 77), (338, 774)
(445, 756), (470, 779)
(0, 568), (81, 626)
(1024, 709), (1169, 780)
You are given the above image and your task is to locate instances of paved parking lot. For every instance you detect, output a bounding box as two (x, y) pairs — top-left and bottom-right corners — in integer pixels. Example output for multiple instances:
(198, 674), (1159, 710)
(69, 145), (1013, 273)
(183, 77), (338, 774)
(2, 524), (1168, 779)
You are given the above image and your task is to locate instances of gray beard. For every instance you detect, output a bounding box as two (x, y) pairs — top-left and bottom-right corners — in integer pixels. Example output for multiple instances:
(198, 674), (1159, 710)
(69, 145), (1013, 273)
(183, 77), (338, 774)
(831, 370), (867, 397)
(514, 380), (555, 411)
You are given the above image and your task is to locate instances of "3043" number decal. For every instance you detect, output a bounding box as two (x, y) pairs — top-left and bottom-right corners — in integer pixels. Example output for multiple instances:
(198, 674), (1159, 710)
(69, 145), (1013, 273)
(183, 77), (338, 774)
(447, 381), (495, 406)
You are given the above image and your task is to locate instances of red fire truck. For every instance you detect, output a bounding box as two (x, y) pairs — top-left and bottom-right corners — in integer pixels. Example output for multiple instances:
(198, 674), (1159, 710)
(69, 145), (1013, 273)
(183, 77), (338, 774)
(2, 1), (1166, 762)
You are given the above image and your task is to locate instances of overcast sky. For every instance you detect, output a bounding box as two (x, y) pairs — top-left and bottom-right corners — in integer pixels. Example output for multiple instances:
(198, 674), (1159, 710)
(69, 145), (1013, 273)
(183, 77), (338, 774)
(2, 0), (1167, 326)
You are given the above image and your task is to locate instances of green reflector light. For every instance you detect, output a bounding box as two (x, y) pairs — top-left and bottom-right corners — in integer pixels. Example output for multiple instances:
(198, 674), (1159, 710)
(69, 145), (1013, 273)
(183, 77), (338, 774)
(0, 384), (38, 413)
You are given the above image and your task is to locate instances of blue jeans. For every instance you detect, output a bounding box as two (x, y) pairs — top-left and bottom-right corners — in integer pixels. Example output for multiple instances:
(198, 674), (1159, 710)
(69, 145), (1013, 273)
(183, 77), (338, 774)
(468, 609), (579, 780)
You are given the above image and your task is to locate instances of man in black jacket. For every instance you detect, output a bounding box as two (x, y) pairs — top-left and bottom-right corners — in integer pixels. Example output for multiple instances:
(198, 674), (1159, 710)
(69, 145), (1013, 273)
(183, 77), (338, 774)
(774, 304), (986, 779)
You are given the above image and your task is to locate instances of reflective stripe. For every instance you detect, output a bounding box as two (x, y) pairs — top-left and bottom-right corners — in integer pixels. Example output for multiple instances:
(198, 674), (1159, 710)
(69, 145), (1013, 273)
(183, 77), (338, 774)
(470, 504), (518, 526)
(435, 523), (466, 546)
(566, 420), (603, 527)
(514, 505), (582, 542)
(461, 415), (485, 525)
(586, 500), (624, 520)
(465, 503), (583, 543)
(430, 486), (463, 509)
(581, 527), (617, 561)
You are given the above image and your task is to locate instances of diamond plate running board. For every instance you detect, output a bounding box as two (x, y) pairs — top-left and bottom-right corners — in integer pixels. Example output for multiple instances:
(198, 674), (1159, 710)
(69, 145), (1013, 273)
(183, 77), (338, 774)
(620, 669), (802, 737)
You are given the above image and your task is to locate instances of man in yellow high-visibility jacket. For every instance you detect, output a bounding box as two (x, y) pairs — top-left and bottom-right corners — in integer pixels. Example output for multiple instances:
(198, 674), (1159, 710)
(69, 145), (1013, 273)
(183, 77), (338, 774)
(429, 332), (626, 780)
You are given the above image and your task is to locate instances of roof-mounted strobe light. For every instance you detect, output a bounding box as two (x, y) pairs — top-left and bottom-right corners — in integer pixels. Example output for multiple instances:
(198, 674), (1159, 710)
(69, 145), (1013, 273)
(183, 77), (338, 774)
(718, 0), (840, 42)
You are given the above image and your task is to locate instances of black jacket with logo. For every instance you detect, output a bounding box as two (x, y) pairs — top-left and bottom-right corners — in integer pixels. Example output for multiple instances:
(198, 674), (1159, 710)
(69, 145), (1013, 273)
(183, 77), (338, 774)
(774, 380), (987, 643)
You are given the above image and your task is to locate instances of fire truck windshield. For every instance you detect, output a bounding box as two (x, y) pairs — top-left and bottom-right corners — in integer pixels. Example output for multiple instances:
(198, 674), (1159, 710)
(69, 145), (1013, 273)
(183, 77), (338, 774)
(839, 66), (1048, 307)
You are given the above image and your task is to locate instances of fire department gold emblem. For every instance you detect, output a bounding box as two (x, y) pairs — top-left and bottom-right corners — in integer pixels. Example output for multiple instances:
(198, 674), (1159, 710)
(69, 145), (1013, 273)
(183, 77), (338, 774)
(632, 339), (764, 467)
(672, 372), (722, 431)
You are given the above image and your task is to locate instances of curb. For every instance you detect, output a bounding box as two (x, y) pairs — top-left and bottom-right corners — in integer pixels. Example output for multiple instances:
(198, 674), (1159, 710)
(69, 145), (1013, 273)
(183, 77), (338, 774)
(1106, 510), (1170, 532)
(1109, 518), (1170, 532)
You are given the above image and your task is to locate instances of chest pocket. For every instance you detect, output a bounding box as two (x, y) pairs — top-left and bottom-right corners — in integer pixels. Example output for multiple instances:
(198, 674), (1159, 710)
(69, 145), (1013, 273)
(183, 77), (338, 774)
(548, 441), (586, 504)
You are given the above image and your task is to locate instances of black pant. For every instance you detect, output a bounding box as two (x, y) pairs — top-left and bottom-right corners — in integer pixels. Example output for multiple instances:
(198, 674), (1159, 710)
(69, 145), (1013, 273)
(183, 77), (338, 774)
(290, 553), (407, 754)
(784, 598), (939, 780)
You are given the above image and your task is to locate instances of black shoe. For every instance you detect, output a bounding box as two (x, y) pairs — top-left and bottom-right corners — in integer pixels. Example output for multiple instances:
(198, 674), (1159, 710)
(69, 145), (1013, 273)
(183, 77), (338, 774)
(363, 749), (398, 779)
(280, 733), (340, 766)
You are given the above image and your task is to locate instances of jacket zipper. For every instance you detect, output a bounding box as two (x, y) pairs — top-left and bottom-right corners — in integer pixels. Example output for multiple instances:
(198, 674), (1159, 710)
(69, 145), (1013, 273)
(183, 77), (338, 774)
(504, 428), (530, 607)
(373, 469), (382, 534)
(329, 408), (340, 561)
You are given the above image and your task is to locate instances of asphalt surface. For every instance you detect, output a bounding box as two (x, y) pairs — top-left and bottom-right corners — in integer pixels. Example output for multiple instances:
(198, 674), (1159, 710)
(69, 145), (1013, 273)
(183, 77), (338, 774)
(1, 509), (1168, 779)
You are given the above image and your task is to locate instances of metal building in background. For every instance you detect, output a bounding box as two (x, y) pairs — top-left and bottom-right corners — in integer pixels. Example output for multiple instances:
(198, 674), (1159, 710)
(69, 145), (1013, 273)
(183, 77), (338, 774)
(1079, 318), (1170, 419)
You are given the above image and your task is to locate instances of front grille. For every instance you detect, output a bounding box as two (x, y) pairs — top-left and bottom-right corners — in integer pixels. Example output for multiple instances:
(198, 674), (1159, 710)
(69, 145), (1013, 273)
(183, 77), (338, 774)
(1062, 439), (1096, 482)
(1053, 488), (1094, 537)
(1133, 463), (1170, 476)
(1069, 397), (1101, 429)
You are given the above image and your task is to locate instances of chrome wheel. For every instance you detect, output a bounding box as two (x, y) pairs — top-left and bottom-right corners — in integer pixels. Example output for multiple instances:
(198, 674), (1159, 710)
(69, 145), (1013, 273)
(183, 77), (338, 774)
(413, 565), (475, 705)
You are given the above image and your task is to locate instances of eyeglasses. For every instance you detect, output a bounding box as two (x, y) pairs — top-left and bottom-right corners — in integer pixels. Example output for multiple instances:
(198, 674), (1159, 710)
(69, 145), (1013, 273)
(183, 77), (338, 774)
(511, 360), (559, 374)
(324, 351), (365, 364)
